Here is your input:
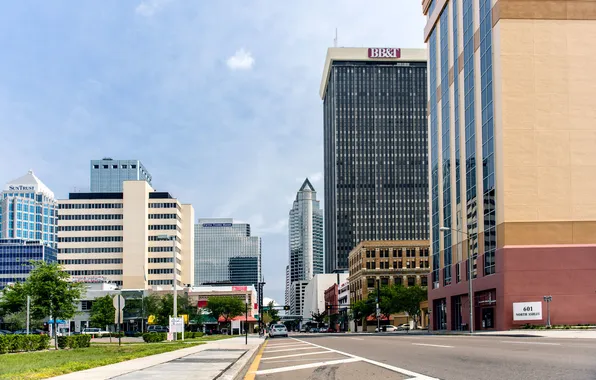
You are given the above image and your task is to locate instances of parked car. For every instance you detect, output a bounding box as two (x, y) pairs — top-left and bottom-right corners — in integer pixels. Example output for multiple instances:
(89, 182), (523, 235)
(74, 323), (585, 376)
(299, 327), (308, 333)
(397, 323), (410, 331)
(310, 328), (318, 333)
(13, 329), (45, 335)
(269, 324), (288, 338)
(146, 325), (168, 333)
(82, 327), (110, 335)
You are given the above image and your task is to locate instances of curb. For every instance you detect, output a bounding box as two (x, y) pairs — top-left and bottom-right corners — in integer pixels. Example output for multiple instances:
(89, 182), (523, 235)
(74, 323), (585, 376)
(218, 338), (267, 380)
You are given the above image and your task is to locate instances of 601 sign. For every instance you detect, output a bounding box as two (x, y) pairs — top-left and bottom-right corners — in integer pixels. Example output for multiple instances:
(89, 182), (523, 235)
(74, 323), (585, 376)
(523, 306), (533, 312)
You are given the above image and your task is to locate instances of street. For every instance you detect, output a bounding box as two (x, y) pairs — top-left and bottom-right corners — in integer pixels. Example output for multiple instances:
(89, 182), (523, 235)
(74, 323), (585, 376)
(248, 334), (596, 380)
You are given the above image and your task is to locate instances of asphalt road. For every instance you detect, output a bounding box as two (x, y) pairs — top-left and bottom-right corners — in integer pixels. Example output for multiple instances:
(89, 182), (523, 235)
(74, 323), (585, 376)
(250, 333), (596, 380)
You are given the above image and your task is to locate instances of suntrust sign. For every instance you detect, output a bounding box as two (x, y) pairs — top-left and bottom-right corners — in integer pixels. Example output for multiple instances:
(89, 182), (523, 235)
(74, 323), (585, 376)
(8, 185), (35, 191)
(368, 48), (401, 59)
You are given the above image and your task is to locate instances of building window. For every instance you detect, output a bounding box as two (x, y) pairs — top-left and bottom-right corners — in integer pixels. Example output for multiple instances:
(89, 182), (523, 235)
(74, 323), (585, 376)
(112, 165), (118, 169)
(408, 277), (416, 287)
(421, 276), (428, 287)
(103, 165), (108, 169)
(81, 300), (93, 311)
(122, 165), (127, 169)
(367, 278), (375, 288)
(93, 165), (99, 169)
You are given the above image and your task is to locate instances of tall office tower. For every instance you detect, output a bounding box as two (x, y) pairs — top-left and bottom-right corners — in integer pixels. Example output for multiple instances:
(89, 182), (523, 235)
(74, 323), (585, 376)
(57, 181), (194, 289)
(286, 179), (324, 314)
(0, 170), (58, 248)
(90, 158), (152, 192)
(194, 218), (262, 286)
(321, 48), (429, 273)
(423, 0), (596, 331)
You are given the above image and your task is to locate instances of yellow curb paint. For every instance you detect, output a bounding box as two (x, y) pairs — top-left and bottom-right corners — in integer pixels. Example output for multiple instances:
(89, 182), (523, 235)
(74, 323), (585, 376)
(244, 340), (269, 380)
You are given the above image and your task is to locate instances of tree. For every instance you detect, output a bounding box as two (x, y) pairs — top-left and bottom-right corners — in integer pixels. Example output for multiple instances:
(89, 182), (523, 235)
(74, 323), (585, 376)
(0, 282), (28, 317)
(90, 295), (115, 330)
(24, 262), (85, 349)
(311, 310), (326, 327)
(206, 296), (245, 332)
(351, 299), (374, 329)
(401, 286), (428, 328)
(265, 301), (279, 323)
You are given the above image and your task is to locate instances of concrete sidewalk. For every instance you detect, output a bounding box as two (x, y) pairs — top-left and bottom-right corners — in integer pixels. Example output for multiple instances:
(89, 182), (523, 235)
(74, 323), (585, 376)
(50, 336), (265, 380)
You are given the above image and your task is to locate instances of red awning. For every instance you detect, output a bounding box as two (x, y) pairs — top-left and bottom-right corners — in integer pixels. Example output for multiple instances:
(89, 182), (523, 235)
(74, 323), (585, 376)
(366, 315), (390, 322)
(218, 315), (258, 322)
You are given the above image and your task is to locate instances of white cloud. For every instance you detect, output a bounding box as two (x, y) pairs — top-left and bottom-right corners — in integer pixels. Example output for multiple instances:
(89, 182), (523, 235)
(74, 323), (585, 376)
(309, 172), (323, 182)
(226, 48), (255, 71)
(135, 0), (171, 17)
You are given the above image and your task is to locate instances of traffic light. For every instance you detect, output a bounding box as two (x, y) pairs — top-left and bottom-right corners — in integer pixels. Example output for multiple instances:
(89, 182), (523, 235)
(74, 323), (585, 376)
(326, 303), (332, 311)
(283, 305), (290, 311)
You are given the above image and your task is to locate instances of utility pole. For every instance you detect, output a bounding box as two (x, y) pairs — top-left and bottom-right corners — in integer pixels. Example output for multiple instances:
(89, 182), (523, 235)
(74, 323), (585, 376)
(376, 279), (380, 333)
(26, 296), (31, 335)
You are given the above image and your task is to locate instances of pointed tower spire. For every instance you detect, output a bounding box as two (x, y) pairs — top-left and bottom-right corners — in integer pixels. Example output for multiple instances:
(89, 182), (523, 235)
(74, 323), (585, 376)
(299, 178), (315, 192)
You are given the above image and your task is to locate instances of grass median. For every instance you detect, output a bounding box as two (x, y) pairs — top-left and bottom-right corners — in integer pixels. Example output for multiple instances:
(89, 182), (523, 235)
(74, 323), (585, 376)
(0, 341), (201, 380)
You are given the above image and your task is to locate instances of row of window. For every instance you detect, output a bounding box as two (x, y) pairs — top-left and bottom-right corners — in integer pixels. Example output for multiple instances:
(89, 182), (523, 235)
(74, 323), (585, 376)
(93, 164), (137, 169)
(59, 247), (123, 254)
(364, 260), (431, 270)
(68, 270), (122, 276)
(59, 214), (123, 220)
(149, 203), (178, 209)
(59, 258), (123, 265)
(148, 257), (181, 264)
(148, 224), (178, 230)
(364, 248), (429, 258)
(148, 214), (179, 220)
(58, 236), (123, 243)
(59, 203), (123, 209)
(59, 225), (123, 232)
(148, 247), (174, 252)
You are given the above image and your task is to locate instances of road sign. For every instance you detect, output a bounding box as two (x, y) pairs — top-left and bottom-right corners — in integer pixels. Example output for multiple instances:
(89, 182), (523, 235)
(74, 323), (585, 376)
(113, 295), (125, 310)
(376, 308), (381, 318)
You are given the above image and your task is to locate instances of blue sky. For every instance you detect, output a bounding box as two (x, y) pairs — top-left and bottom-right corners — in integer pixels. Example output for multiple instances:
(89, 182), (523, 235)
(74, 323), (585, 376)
(0, 0), (425, 303)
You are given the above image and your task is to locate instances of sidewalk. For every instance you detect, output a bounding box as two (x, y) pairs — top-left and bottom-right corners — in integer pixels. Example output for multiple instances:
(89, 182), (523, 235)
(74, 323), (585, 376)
(50, 336), (265, 380)
(473, 329), (596, 339)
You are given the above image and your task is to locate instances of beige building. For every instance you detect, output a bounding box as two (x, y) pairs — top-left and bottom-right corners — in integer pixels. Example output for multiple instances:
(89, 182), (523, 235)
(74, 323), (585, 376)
(57, 181), (194, 289)
(348, 240), (430, 303)
(423, 0), (596, 331)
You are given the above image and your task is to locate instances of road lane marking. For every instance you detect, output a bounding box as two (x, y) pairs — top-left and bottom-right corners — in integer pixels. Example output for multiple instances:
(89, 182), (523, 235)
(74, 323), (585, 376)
(291, 338), (439, 380)
(261, 351), (333, 361)
(265, 357), (346, 364)
(501, 340), (561, 346)
(254, 358), (360, 375)
(349, 337), (364, 341)
(264, 343), (311, 349)
(244, 340), (268, 380)
(266, 346), (322, 353)
(412, 343), (454, 348)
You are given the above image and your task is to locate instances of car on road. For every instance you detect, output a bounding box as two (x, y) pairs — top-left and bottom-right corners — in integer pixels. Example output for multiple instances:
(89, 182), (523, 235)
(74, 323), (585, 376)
(397, 323), (410, 331)
(82, 327), (110, 335)
(269, 324), (288, 338)
(146, 325), (169, 333)
(384, 325), (398, 332)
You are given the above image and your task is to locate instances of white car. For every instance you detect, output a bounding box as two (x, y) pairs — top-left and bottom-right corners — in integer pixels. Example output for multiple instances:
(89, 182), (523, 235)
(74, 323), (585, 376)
(269, 324), (288, 338)
(82, 327), (110, 335)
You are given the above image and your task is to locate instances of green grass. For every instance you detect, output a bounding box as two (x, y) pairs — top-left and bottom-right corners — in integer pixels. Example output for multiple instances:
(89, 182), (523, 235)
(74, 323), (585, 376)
(0, 342), (202, 380)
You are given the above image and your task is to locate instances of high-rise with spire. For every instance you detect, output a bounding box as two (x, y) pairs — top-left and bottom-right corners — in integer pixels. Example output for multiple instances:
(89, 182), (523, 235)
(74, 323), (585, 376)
(286, 178), (324, 315)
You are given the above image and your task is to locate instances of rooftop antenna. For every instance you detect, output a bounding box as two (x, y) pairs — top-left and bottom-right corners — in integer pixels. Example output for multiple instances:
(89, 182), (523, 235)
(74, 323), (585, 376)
(334, 28), (338, 47)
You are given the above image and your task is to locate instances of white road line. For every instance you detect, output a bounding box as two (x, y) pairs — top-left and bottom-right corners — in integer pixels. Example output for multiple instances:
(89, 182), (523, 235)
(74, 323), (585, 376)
(255, 358), (360, 375)
(412, 343), (454, 348)
(349, 337), (364, 341)
(291, 338), (439, 380)
(261, 351), (332, 361)
(501, 340), (561, 346)
(266, 346), (322, 353)
(264, 343), (311, 349)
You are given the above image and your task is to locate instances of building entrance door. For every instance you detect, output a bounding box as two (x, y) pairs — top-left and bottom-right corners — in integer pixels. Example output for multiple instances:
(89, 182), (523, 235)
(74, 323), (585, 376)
(481, 307), (494, 329)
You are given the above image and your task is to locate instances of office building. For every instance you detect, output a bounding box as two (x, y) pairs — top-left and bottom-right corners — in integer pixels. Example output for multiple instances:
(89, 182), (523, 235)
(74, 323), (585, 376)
(302, 273), (347, 321)
(57, 181), (194, 289)
(0, 238), (57, 289)
(321, 48), (429, 273)
(194, 219), (262, 286)
(0, 170), (58, 248)
(289, 280), (308, 317)
(285, 179), (324, 307)
(423, 0), (596, 331)
(347, 240), (430, 303)
(90, 158), (152, 193)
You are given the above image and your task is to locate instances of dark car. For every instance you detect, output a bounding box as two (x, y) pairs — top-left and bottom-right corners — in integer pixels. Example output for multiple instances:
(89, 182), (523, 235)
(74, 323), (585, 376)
(0, 330), (12, 335)
(146, 325), (168, 333)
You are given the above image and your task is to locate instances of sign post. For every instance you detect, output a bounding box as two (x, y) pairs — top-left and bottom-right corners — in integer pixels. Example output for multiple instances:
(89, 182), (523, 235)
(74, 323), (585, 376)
(543, 296), (553, 328)
(113, 295), (125, 346)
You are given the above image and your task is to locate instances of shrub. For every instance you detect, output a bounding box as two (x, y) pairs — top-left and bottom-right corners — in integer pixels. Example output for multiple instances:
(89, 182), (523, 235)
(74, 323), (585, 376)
(0, 334), (50, 354)
(57, 335), (91, 349)
(57, 336), (68, 349)
(142, 332), (166, 343)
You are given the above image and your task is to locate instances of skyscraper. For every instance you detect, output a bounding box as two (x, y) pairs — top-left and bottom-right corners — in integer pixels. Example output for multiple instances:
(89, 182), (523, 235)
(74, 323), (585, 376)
(423, 0), (596, 330)
(0, 239), (57, 289)
(194, 218), (262, 286)
(90, 158), (152, 192)
(321, 48), (429, 273)
(0, 170), (58, 248)
(286, 179), (324, 315)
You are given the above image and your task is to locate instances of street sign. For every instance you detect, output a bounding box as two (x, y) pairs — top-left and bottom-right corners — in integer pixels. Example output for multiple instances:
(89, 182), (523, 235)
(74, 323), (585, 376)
(113, 295), (125, 310)
(169, 317), (184, 333)
(376, 308), (381, 318)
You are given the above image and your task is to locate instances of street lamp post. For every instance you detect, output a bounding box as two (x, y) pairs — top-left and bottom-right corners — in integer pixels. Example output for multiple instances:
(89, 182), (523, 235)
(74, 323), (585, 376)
(440, 226), (474, 334)
(245, 293), (249, 345)
(157, 234), (177, 341)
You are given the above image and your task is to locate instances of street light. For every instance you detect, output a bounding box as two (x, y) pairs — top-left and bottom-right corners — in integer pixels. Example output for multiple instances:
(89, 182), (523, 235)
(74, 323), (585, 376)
(157, 234), (177, 341)
(439, 226), (474, 334)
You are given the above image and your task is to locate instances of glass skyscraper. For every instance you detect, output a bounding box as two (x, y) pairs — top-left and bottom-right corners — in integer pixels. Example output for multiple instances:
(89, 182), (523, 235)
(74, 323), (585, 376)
(286, 179), (324, 314)
(194, 218), (262, 286)
(0, 170), (58, 248)
(321, 48), (429, 273)
(90, 158), (152, 192)
(0, 239), (57, 289)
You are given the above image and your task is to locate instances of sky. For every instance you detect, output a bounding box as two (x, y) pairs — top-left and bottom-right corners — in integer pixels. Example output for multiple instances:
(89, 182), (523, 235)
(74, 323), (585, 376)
(0, 1), (425, 304)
